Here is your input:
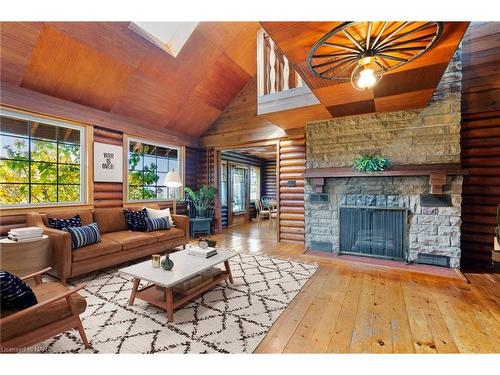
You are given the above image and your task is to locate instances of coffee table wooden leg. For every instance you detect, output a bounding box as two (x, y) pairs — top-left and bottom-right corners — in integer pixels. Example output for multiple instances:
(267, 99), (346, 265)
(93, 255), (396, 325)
(224, 260), (234, 284)
(128, 278), (140, 305)
(165, 287), (174, 322)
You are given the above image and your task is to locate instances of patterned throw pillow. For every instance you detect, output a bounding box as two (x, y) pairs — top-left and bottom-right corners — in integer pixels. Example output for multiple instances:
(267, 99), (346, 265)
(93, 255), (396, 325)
(124, 208), (148, 231)
(63, 223), (101, 250)
(0, 271), (38, 311)
(145, 217), (171, 232)
(47, 215), (82, 230)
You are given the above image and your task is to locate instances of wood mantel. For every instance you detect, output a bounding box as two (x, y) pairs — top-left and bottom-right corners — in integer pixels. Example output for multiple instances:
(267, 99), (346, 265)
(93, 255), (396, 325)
(305, 164), (469, 194)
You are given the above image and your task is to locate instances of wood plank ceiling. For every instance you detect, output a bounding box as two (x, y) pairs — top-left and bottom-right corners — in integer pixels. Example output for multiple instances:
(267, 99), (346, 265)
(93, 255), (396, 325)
(0, 22), (259, 138)
(260, 22), (470, 119)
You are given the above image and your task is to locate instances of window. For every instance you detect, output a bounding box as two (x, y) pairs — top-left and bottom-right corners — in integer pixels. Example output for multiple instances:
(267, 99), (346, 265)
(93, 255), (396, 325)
(232, 167), (247, 213)
(129, 22), (198, 57)
(127, 137), (182, 202)
(0, 110), (85, 207)
(220, 161), (227, 207)
(250, 166), (261, 201)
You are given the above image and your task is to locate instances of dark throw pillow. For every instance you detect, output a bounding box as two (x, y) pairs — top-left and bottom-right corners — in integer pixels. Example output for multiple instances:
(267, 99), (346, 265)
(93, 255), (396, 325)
(0, 271), (38, 312)
(47, 215), (82, 230)
(124, 208), (148, 231)
(63, 222), (101, 250)
(145, 217), (171, 232)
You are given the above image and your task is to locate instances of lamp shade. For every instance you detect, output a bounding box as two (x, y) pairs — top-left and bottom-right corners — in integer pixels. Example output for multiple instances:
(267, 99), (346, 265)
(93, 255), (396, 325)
(164, 170), (182, 188)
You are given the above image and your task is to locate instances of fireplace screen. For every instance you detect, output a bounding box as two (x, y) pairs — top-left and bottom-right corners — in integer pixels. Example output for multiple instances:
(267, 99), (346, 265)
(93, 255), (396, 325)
(339, 207), (407, 260)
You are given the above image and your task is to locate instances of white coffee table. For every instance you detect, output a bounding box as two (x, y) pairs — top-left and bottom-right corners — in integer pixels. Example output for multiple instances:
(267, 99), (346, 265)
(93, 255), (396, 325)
(119, 249), (237, 321)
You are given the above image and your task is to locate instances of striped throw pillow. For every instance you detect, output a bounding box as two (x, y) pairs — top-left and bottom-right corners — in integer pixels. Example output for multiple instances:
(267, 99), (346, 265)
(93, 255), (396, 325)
(145, 217), (171, 232)
(0, 271), (38, 311)
(63, 222), (101, 249)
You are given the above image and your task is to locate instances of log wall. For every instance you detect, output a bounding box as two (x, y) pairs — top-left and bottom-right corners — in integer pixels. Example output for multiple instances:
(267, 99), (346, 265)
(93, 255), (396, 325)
(460, 22), (500, 268)
(278, 137), (306, 243)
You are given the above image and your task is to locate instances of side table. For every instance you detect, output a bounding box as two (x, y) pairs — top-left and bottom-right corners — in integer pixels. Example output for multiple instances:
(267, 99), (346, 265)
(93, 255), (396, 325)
(0, 235), (51, 278)
(189, 218), (212, 237)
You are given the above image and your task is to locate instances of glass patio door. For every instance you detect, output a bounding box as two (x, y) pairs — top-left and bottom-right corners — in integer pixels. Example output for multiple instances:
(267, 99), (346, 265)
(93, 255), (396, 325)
(232, 167), (247, 213)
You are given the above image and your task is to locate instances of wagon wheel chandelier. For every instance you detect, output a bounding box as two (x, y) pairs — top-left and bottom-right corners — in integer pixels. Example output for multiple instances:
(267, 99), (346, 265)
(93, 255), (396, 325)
(307, 21), (444, 90)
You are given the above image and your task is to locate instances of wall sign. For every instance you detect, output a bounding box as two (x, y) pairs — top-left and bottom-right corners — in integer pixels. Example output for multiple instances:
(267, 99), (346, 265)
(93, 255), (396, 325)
(93, 142), (123, 182)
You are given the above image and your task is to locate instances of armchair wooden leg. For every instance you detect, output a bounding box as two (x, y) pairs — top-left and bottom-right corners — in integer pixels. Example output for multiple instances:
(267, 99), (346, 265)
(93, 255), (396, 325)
(75, 317), (90, 348)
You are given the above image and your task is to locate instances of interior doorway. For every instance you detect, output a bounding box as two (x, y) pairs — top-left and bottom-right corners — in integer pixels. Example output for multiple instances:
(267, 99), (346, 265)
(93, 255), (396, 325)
(218, 145), (278, 241)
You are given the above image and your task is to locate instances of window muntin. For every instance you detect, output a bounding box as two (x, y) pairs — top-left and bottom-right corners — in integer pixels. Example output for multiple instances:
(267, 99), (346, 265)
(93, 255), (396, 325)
(250, 166), (261, 201)
(127, 138), (182, 202)
(0, 110), (85, 207)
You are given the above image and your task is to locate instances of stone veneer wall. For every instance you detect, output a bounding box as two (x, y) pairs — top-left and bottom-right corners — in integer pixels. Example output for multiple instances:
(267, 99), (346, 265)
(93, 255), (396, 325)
(304, 50), (463, 267)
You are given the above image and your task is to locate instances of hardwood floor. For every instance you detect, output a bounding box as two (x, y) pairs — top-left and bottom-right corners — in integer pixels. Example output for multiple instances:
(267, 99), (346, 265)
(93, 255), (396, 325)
(212, 221), (500, 353)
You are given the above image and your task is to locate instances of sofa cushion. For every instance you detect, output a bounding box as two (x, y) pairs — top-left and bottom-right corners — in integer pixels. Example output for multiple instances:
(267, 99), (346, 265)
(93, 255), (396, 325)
(101, 231), (157, 250)
(145, 207), (174, 226)
(63, 223), (101, 250)
(47, 215), (82, 230)
(0, 282), (86, 342)
(0, 271), (38, 312)
(93, 208), (128, 234)
(145, 217), (171, 232)
(146, 228), (185, 242)
(124, 208), (148, 231)
(41, 209), (94, 226)
(72, 237), (122, 262)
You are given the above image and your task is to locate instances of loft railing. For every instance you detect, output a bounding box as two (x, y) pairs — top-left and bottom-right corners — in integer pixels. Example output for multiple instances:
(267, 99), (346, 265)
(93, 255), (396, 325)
(257, 29), (303, 96)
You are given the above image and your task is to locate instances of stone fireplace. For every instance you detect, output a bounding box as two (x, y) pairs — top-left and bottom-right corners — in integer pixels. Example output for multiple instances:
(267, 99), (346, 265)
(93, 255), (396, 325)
(304, 50), (463, 268)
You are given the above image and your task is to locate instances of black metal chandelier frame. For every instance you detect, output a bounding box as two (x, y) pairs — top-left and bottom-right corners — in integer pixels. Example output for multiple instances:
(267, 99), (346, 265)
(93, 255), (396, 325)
(306, 21), (444, 82)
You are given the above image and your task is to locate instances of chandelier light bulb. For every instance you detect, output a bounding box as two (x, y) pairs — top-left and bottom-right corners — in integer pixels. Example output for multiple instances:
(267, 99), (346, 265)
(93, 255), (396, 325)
(357, 67), (377, 89)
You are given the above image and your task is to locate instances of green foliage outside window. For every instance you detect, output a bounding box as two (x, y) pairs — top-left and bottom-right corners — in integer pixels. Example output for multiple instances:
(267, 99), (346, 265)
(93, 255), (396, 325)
(127, 141), (180, 201)
(0, 120), (81, 205)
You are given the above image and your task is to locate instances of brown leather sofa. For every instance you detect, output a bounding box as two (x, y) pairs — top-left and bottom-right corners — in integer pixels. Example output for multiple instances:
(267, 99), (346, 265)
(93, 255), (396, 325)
(26, 204), (189, 283)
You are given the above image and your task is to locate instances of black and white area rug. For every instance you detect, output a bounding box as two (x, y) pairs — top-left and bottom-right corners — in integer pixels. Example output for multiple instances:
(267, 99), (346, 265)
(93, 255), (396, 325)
(36, 253), (318, 353)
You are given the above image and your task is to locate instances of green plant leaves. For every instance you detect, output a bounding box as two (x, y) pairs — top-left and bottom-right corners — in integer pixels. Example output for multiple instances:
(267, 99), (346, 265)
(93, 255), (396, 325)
(353, 154), (391, 172)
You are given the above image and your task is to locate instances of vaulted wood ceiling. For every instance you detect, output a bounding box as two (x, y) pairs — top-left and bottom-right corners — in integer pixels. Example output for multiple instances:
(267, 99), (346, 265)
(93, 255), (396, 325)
(260, 22), (469, 118)
(0, 22), (259, 138)
(1, 22), (470, 141)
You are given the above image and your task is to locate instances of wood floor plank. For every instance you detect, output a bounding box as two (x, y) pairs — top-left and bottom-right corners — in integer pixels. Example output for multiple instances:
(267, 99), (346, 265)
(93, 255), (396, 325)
(399, 275), (438, 353)
(387, 276), (414, 353)
(305, 268), (352, 352)
(326, 270), (364, 353)
(349, 273), (376, 353)
(371, 273), (394, 353)
(410, 276), (459, 353)
(283, 265), (336, 353)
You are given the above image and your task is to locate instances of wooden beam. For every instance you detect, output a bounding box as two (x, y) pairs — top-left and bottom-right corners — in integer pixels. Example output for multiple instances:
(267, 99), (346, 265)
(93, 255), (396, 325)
(0, 82), (198, 147)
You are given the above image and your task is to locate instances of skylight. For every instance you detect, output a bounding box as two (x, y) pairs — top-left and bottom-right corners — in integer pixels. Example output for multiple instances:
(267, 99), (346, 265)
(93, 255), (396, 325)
(129, 22), (198, 57)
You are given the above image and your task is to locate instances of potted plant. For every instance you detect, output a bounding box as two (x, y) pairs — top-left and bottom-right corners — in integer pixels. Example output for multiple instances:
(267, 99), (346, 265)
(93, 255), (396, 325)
(185, 185), (217, 218)
(493, 205), (500, 271)
(353, 154), (391, 173)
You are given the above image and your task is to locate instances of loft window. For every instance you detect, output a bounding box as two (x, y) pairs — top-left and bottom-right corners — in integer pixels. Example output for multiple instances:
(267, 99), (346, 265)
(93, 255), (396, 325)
(0, 109), (85, 207)
(129, 22), (198, 57)
(127, 137), (182, 202)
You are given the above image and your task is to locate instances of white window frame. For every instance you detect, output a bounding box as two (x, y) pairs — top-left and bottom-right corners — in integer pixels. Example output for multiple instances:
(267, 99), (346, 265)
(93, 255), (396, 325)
(126, 136), (184, 204)
(250, 166), (261, 202)
(0, 108), (86, 208)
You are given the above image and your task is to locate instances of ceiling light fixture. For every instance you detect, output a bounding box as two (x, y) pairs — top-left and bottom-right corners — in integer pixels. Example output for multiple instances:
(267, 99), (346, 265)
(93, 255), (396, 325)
(307, 22), (444, 90)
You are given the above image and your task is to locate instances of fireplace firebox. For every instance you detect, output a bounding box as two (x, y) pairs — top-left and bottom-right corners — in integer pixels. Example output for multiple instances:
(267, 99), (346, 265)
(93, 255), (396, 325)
(339, 206), (408, 261)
